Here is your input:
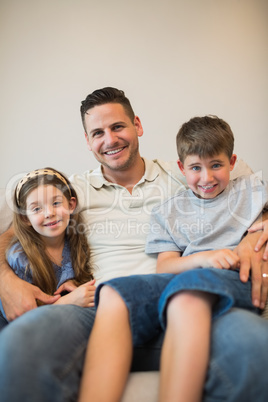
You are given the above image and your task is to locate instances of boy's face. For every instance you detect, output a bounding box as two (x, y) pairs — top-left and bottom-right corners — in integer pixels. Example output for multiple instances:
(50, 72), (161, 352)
(178, 152), (237, 199)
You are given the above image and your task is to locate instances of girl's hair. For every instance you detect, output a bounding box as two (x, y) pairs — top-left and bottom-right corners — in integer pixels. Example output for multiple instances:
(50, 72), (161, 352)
(176, 115), (234, 163)
(12, 167), (93, 295)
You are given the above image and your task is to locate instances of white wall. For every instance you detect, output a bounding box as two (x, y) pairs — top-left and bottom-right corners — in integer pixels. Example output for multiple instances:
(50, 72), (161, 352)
(0, 0), (267, 191)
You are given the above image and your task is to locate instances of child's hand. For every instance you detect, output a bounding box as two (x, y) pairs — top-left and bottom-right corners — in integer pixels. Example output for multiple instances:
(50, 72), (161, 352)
(201, 249), (240, 270)
(54, 280), (78, 295)
(248, 220), (268, 260)
(54, 280), (96, 307)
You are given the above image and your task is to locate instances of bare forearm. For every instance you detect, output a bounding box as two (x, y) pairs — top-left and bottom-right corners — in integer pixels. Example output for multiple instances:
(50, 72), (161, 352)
(157, 249), (239, 274)
(157, 252), (203, 274)
(0, 226), (15, 287)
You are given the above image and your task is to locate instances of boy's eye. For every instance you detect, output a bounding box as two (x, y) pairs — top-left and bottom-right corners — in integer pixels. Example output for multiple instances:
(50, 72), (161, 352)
(192, 166), (201, 171)
(212, 163), (221, 169)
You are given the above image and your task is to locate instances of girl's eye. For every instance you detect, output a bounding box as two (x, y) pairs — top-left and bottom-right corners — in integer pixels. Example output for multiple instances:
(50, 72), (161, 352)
(32, 207), (41, 213)
(53, 201), (62, 207)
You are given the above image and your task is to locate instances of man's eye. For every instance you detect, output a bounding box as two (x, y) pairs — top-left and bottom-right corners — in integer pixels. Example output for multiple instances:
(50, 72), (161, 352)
(92, 131), (103, 137)
(113, 125), (123, 131)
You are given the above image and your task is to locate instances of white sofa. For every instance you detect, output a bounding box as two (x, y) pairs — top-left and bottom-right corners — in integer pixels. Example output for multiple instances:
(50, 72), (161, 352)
(0, 182), (267, 402)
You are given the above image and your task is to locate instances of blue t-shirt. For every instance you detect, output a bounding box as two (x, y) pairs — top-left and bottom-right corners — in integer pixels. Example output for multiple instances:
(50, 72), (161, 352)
(0, 239), (75, 321)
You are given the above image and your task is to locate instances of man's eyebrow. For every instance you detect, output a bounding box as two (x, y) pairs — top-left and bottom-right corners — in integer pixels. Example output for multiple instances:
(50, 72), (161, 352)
(89, 127), (103, 136)
(89, 121), (126, 136)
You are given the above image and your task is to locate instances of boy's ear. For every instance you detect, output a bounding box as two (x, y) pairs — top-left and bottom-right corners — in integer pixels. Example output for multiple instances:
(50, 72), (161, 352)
(229, 154), (237, 171)
(177, 160), (186, 175)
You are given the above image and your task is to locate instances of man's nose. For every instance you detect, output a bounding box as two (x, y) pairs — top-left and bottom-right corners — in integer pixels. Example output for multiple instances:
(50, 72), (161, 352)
(105, 130), (118, 144)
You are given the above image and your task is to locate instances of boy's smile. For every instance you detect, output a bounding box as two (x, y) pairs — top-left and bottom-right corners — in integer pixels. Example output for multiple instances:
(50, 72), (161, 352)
(178, 153), (237, 199)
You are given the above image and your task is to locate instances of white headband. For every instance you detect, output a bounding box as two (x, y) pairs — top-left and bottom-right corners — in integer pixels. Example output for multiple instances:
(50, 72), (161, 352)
(16, 168), (72, 206)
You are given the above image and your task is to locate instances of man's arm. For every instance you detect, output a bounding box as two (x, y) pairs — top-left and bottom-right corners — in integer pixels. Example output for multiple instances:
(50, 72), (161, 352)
(235, 212), (268, 310)
(0, 227), (60, 321)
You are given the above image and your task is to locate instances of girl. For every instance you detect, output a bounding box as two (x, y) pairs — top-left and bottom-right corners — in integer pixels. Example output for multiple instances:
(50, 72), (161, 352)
(0, 167), (95, 328)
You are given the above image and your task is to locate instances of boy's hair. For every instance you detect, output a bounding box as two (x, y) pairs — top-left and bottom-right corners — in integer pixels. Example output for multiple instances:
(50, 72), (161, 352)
(80, 87), (135, 133)
(176, 115), (234, 163)
(12, 167), (93, 295)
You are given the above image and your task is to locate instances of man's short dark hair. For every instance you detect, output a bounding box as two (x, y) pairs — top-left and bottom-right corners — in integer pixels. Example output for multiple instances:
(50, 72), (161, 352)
(80, 87), (135, 133)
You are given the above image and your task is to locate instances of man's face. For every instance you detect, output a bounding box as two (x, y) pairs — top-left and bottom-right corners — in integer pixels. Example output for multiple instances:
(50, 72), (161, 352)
(84, 103), (143, 177)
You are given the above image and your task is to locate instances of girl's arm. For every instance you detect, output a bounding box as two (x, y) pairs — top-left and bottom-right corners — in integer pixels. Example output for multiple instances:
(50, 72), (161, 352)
(157, 249), (240, 274)
(54, 280), (96, 307)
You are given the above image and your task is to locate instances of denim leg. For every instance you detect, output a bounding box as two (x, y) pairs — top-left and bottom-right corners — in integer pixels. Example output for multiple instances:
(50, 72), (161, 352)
(204, 308), (268, 401)
(96, 273), (175, 346)
(0, 304), (96, 402)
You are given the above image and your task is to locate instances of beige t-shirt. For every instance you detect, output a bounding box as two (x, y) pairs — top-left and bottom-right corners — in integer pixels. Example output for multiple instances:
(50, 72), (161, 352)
(70, 159), (186, 284)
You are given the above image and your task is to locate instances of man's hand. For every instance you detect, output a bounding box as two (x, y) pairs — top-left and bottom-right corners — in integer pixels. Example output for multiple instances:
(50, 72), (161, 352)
(235, 231), (268, 309)
(0, 267), (60, 321)
(248, 220), (268, 259)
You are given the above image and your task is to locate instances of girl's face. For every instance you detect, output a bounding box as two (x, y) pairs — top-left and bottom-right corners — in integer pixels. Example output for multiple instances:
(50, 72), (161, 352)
(25, 185), (76, 243)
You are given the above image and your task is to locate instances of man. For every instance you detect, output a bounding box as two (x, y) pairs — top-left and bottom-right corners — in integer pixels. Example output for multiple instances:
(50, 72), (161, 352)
(0, 87), (267, 401)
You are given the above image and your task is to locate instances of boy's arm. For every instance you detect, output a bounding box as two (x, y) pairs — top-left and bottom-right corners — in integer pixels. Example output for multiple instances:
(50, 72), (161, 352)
(0, 227), (60, 321)
(157, 249), (239, 273)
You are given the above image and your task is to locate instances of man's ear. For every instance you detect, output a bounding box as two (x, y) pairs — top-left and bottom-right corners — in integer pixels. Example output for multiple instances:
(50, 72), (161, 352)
(84, 132), (92, 151)
(134, 116), (144, 138)
(177, 160), (186, 175)
(229, 154), (237, 171)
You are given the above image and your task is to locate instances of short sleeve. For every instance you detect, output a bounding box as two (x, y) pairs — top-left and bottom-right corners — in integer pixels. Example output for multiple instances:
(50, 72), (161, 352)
(6, 242), (33, 283)
(145, 206), (181, 255)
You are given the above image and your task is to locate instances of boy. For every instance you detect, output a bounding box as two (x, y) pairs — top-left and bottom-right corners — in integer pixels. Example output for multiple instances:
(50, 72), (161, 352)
(80, 115), (268, 402)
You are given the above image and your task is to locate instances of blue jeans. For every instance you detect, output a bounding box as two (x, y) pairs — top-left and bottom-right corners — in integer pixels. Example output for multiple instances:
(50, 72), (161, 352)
(0, 303), (268, 401)
(99, 270), (258, 345)
(0, 311), (8, 330)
